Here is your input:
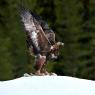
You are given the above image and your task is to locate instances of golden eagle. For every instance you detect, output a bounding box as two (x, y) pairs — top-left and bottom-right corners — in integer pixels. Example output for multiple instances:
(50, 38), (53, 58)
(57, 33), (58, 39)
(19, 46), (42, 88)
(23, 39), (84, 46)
(19, 6), (64, 75)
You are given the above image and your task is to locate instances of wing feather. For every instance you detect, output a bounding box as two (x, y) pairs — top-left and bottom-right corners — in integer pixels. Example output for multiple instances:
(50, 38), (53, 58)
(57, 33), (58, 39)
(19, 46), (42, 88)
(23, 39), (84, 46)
(19, 7), (51, 55)
(31, 11), (56, 45)
(19, 7), (36, 32)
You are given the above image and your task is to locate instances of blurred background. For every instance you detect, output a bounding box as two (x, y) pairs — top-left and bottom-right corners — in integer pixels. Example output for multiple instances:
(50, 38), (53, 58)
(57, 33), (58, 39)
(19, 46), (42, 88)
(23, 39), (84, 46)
(0, 0), (95, 80)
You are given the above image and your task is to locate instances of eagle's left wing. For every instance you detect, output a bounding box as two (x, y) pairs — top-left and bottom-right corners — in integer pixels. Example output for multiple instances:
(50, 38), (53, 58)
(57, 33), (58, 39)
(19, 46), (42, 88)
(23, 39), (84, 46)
(31, 11), (56, 45)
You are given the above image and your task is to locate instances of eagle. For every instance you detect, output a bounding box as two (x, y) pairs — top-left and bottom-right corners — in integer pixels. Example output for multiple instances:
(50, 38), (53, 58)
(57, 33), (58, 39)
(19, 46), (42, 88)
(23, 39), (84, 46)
(19, 6), (64, 75)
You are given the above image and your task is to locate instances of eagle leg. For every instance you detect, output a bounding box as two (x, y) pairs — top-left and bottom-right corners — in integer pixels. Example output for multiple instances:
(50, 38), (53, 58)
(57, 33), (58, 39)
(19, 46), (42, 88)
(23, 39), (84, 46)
(40, 61), (49, 75)
(34, 54), (47, 75)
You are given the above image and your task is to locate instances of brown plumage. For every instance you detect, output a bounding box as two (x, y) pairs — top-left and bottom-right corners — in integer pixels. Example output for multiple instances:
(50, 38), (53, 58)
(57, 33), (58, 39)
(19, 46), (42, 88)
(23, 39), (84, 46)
(19, 6), (64, 75)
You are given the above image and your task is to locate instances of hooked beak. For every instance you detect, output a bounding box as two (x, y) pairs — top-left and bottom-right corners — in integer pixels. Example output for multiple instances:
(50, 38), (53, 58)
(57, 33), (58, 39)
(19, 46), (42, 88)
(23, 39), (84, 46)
(56, 42), (64, 47)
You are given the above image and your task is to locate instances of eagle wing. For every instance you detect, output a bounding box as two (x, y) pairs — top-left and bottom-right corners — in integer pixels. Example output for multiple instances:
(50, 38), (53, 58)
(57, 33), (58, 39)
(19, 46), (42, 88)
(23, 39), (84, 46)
(31, 11), (56, 45)
(19, 7), (51, 55)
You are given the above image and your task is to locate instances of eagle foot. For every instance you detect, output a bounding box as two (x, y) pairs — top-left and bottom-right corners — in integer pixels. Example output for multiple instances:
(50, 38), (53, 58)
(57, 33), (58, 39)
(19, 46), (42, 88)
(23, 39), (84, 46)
(34, 71), (57, 76)
(34, 71), (46, 76)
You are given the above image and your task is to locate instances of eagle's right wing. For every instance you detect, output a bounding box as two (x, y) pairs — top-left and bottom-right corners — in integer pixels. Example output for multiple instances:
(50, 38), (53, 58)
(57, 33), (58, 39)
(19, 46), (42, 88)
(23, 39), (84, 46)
(19, 7), (51, 55)
(19, 7), (36, 32)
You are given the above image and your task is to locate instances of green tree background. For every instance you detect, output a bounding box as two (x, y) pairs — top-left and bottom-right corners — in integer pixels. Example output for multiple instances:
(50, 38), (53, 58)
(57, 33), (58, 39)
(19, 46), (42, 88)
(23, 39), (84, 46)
(0, 0), (95, 80)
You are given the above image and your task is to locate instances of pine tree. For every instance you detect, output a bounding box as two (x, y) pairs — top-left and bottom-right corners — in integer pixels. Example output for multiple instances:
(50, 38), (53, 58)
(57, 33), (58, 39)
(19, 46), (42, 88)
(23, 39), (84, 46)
(0, 0), (13, 80)
(53, 0), (83, 76)
(77, 0), (95, 79)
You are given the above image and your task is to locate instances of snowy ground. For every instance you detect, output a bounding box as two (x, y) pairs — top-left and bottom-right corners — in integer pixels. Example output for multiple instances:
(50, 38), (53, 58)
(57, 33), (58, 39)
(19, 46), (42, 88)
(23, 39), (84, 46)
(0, 76), (95, 95)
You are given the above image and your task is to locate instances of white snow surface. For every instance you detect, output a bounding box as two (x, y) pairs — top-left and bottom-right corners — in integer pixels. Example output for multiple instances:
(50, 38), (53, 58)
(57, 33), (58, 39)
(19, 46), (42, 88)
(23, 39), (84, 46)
(0, 76), (95, 95)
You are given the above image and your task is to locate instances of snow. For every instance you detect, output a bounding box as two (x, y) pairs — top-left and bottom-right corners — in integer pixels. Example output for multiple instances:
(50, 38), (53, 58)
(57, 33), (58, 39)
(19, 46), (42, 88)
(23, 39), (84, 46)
(0, 76), (95, 95)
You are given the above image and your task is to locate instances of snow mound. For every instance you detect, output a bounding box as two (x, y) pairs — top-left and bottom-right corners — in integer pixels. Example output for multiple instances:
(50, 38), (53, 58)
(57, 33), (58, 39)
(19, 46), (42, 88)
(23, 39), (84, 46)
(0, 76), (95, 95)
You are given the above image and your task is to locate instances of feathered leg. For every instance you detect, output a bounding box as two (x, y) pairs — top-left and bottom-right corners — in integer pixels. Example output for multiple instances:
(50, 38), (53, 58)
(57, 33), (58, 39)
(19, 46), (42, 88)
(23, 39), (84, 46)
(34, 54), (46, 75)
(41, 60), (49, 75)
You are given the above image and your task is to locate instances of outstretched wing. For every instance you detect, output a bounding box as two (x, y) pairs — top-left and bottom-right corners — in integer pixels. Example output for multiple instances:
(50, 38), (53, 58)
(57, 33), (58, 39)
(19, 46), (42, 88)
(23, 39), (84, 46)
(19, 7), (50, 55)
(31, 12), (56, 45)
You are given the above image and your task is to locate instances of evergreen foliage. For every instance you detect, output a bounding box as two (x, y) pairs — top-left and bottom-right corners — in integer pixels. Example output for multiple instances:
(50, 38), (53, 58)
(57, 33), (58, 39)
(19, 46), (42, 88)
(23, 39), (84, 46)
(0, 0), (95, 80)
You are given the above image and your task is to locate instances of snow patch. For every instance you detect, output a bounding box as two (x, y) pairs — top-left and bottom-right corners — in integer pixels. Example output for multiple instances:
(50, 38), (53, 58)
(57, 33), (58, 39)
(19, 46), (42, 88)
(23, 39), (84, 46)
(0, 76), (95, 95)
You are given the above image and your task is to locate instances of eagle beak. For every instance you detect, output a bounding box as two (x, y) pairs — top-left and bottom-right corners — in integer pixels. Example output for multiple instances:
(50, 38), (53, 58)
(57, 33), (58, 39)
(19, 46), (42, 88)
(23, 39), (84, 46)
(61, 42), (64, 46)
(57, 42), (64, 47)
